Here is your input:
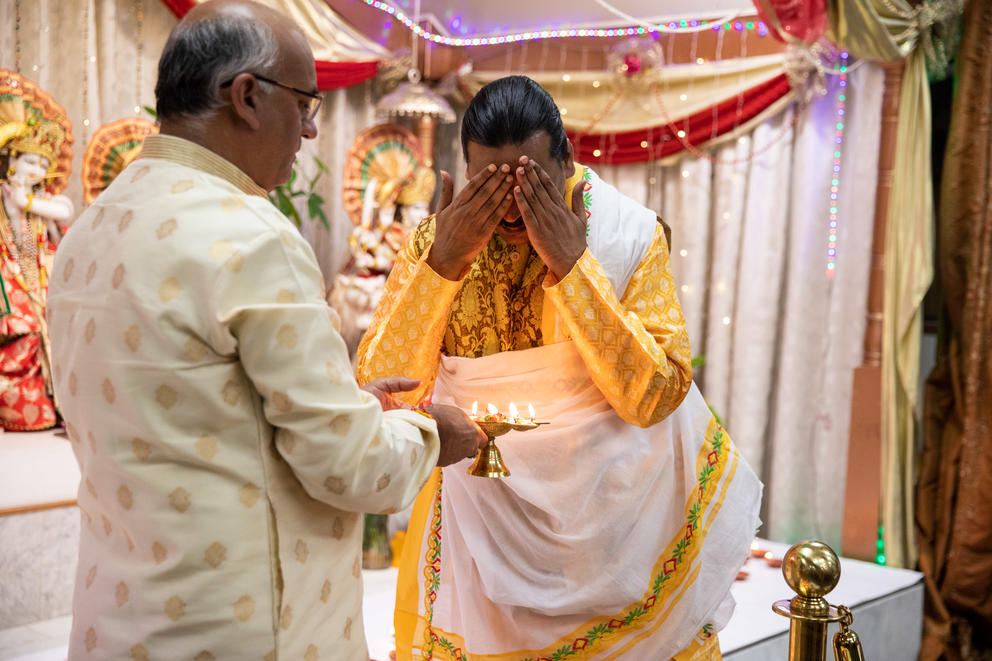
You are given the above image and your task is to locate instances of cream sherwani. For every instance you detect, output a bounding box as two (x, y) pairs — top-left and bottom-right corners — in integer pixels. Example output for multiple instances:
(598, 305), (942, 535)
(48, 135), (440, 661)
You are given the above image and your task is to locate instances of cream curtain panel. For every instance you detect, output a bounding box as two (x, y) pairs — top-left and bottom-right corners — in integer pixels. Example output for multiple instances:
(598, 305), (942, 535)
(828, 0), (958, 569)
(2, 0), (886, 550)
(599, 63), (884, 547)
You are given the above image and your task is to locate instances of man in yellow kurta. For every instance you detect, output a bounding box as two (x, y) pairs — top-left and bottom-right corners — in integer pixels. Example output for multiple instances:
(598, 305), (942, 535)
(47, 3), (485, 660)
(358, 76), (761, 660)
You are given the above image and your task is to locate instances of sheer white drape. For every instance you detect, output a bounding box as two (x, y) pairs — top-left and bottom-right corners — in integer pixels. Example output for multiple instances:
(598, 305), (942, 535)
(597, 62), (883, 547)
(1, 0), (885, 548)
(0, 0), (376, 281)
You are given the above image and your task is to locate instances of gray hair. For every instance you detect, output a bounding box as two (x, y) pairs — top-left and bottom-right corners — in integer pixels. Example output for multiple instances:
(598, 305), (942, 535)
(154, 10), (279, 122)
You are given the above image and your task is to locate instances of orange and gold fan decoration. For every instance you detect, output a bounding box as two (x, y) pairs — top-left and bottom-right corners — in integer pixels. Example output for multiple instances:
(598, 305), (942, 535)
(0, 70), (74, 195)
(82, 117), (157, 204)
(342, 123), (424, 228)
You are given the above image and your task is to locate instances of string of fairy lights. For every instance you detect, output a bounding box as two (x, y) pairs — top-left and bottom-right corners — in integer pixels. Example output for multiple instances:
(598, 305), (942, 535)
(366, 0), (845, 279)
(13, 0), (844, 282)
(827, 51), (849, 278)
(363, 0), (770, 46)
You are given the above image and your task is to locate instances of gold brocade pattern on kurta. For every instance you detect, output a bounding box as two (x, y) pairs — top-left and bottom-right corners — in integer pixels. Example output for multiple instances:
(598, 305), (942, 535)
(357, 165), (692, 427)
(418, 222), (547, 358)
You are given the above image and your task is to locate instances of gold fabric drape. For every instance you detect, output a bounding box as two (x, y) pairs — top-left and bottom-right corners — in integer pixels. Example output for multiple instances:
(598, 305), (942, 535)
(178, 0), (390, 62)
(917, 0), (992, 657)
(461, 54), (791, 134)
(828, 0), (943, 569)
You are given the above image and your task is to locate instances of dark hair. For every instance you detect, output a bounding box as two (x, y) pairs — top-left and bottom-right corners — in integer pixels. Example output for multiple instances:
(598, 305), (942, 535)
(461, 75), (568, 162)
(154, 12), (278, 120)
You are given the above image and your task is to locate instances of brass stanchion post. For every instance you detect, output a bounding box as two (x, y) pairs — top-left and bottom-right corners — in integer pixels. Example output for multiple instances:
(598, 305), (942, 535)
(773, 540), (866, 661)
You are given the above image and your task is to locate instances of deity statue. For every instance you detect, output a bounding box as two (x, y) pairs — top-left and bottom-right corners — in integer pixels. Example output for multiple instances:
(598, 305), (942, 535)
(0, 71), (74, 430)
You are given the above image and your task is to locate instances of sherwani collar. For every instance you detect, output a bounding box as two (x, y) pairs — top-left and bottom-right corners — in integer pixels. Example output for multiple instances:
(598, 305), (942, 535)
(138, 134), (268, 198)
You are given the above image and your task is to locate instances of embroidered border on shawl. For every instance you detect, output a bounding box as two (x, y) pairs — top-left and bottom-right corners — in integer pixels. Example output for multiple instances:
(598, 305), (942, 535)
(421, 471), (444, 658)
(581, 167), (592, 236)
(416, 416), (736, 661)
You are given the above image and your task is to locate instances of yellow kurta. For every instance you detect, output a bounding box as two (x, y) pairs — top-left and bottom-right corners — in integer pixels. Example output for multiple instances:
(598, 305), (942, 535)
(48, 134), (441, 661)
(357, 165), (725, 660)
(357, 164), (692, 427)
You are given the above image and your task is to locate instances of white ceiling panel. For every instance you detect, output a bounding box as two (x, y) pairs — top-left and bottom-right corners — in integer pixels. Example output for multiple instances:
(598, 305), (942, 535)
(380, 0), (758, 38)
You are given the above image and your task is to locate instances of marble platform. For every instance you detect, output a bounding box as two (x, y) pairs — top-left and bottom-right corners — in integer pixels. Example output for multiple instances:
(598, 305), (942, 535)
(0, 431), (80, 630)
(0, 428), (923, 660)
(0, 539), (923, 661)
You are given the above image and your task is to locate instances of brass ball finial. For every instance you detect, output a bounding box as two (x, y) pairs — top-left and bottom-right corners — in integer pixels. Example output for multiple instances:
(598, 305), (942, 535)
(782, 540), (841, 598)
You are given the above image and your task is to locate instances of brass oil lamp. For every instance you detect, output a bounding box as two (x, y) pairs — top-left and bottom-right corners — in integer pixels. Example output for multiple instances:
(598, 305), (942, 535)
(467, 402), (547, 478)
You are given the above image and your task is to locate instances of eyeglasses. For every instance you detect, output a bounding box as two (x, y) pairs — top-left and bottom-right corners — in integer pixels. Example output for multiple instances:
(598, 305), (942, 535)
(221, 73), (323, 121)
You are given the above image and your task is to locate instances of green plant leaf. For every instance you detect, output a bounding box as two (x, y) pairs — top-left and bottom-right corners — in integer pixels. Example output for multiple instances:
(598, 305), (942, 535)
(268, 158), (327, 228)
(308, 157), (329, 192)
(308, 194), (329, 229)
(271, 187), (301, 227)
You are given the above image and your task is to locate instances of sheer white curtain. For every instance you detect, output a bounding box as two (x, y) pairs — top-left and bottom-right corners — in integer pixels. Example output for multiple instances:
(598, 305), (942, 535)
(596, 62), (883, 547)
(1, 0), (886, 547)
(0, 0), (376, 284)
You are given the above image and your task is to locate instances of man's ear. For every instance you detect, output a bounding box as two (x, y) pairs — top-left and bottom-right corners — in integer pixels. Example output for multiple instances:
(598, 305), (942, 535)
(563, 139), (576, 179)
(227, 73), (263, 131)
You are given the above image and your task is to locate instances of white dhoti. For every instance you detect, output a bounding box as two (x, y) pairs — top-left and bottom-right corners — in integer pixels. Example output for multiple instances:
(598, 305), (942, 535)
(395, 340), (762, 660)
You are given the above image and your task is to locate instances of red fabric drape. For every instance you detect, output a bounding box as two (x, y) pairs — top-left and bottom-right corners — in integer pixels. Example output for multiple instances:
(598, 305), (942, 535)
(159, 0), (379, 90)
(161, 0), (196, 15)
(569, 73), (792, 165)
(751, 0), (828, 44)
(315, 60), (379, 90)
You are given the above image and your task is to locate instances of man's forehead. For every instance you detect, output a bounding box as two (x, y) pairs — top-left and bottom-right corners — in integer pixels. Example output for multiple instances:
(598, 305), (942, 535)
(466, 134), (555, 167)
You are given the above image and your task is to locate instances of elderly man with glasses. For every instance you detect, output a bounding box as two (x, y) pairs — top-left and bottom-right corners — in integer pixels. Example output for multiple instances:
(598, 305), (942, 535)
(47, 1), (486, 660)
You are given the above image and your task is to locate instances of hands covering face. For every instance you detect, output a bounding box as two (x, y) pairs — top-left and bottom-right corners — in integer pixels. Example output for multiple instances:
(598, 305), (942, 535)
(425, 164), (516, 281)
(512, 156), (587, 281)
(427, 156), (587, 282)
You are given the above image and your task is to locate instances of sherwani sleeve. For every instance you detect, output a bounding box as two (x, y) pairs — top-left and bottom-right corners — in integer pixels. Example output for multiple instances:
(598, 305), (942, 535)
(356, 217), (461, 404)
(215, 221), (440, 513)
(544, 222), (692, 427)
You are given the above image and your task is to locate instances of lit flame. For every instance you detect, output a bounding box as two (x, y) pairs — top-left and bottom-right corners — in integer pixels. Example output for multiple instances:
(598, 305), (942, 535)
(508, 402), (520, 421)
(487, 403), (499, 415)
(471, 401), (478, 416)
(764, 552), (774, 561)
(751, 540), (759, 551)
(528, 403), (536, 421)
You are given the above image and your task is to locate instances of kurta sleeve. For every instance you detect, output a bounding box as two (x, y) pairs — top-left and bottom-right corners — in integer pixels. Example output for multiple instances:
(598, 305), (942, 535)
(356, 217), (461, 404)
(214, 218), (440, 514)
(543, 222), (692, 427)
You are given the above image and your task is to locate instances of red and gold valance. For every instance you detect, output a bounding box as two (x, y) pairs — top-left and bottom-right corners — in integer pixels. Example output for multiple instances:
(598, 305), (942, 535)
(160, 0), (386, 90)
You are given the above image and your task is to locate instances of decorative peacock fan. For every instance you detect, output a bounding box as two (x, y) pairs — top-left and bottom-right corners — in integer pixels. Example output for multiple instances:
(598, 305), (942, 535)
(82, 117), (157, 204)
(0, 70), (74, 195)
(342, 123), (424, 227)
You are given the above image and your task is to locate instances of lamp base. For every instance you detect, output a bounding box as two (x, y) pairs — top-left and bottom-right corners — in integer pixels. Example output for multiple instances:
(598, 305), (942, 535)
(468, 438), (510, 478)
